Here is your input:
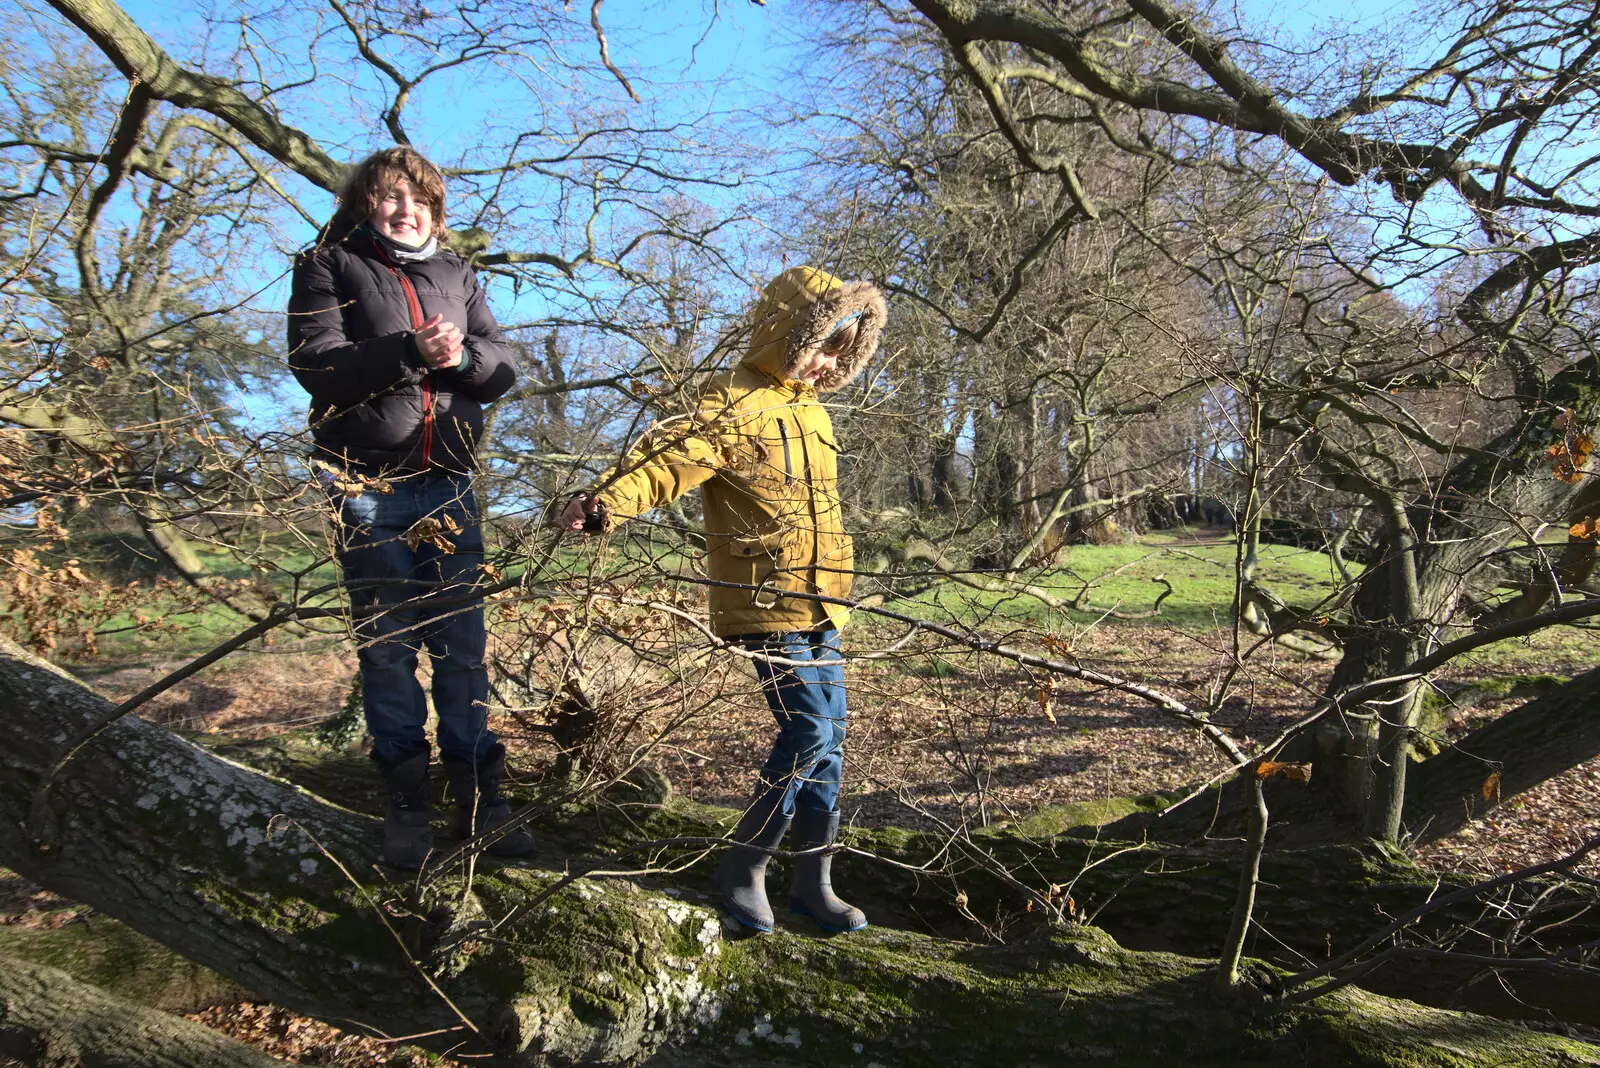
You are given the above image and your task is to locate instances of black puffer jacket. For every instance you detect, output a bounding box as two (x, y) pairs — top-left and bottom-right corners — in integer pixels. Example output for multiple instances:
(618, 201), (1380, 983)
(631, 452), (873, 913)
(287, 223), (517, 475)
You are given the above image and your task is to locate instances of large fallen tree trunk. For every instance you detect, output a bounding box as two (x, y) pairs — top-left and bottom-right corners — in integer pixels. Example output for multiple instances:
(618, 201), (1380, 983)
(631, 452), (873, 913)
(0, 905), (249, 1015)
(1403, 664), (1600, 842)
(0, 641), (729, 1064)
(0, 953), (290, 1068)
(1099, 665), (1600, 851)
(2, 640), (1599, 1066)
(220, 732), (1600, 1031)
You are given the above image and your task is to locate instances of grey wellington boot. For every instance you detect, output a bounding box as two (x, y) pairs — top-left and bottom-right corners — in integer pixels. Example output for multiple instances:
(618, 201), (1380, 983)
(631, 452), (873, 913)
(379, 750), (436, 871)
(788, 807), (867, 933)
(443, 743), (536, 859)
(714, 790), (790, 933)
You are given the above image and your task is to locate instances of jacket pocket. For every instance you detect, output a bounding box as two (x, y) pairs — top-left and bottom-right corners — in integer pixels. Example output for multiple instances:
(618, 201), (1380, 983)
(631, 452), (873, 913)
(811, 424), (842, 482)
(728, 528), (800, 610)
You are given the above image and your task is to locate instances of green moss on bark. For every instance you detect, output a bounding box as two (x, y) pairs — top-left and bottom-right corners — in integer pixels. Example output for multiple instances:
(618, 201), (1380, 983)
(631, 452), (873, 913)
(12, 711), (1590, 1066)
(0, 919), (247, 1012)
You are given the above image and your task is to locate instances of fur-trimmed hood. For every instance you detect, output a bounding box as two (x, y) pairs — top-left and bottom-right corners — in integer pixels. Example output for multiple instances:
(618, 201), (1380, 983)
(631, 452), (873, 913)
(741, 266), (887, 392)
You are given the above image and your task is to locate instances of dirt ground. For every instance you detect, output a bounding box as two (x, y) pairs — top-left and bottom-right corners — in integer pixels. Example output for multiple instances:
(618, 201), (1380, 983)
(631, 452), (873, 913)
(12, 623), (1593, 1065)
(622, 623), (1599, 880)
(83, 623), (1600, 871)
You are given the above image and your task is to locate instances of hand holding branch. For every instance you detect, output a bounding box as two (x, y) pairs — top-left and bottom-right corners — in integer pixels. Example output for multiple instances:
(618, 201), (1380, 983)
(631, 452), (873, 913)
(556, 494), (607, 533)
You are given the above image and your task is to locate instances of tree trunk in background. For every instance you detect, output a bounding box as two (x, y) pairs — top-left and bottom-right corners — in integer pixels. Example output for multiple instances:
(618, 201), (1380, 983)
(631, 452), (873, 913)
(1313, 361), (1600, 837)
(930, 429), (960, 510)
(1020, 392), (1043, 533)
(1314, 537), (1415, 831)
(992, 445), (1020, 531)
(538, 331), (573, 450)
(973, 400), (1020, 530)
(1066, 418), (1118, 544)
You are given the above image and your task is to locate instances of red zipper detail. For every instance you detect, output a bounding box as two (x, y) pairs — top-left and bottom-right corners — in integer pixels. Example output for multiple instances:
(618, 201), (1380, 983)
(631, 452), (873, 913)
(374, 242), (436, 470)
(419, 377), (435, 470)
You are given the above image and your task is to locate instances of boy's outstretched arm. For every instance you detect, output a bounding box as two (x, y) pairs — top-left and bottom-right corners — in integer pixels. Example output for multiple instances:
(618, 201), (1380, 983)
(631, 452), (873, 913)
(558, 385), (750, 532)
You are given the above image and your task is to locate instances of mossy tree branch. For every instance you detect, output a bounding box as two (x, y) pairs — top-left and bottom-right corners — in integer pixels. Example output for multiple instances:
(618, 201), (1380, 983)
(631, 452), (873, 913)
(3, 638), (1599, 1064)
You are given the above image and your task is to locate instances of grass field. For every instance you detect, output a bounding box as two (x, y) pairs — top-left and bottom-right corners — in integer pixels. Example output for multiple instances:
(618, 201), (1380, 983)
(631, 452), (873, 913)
(899, 530), (1351, 631)
(39, 523), (1591, 679)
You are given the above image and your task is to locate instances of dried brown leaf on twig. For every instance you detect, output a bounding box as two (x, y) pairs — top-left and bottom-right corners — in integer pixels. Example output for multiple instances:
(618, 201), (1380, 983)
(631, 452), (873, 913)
(1483, 771), (1502, 804)
(402, 514), (462, 553)
(1254, 760), (1312, 782)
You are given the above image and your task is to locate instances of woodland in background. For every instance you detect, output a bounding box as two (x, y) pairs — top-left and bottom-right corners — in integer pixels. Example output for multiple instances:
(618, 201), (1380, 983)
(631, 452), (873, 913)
(1, 0), (1599, 1064)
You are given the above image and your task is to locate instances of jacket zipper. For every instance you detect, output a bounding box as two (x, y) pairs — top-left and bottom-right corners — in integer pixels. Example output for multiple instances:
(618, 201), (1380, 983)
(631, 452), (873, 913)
(778, 418), (794, 485)
(374, 243), (436, 471)
(794, 408), (821, 594)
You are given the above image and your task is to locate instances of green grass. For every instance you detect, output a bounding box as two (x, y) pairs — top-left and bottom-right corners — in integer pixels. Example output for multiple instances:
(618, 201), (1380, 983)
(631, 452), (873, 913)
(51, 528), (1349, 660)
(892, 533), (1352, 632)
(78, 524), (701, 662)
(91, 600), (267, 662)
(26, 522), (1594, 677)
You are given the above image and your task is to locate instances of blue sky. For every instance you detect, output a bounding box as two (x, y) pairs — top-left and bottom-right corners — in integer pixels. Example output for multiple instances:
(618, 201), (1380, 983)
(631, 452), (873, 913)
(97, 0), (1466, 428)
(110, 0), (1434, 297)
(107, 0), (809, 423)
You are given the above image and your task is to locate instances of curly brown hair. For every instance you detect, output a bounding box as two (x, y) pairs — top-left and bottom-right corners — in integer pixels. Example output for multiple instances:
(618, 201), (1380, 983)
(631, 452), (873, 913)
(335, 147), (447, 228)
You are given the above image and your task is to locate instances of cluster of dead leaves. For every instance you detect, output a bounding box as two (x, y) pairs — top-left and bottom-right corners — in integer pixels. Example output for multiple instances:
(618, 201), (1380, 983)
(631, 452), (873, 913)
(402, 514), (461, 553)
(1022, 882), (1088, 923)
(1253, 760), (1312, 783)
(1547, 408), (1594, 484)
(185, 1002), (431, 1066)
(0, 507), (215, 658)
(312, 459), (393, 499)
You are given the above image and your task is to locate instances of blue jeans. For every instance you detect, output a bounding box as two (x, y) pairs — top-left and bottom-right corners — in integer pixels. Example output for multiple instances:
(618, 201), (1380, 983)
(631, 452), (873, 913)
(332, 474), (496, 767)
(740, 628), (848, 816)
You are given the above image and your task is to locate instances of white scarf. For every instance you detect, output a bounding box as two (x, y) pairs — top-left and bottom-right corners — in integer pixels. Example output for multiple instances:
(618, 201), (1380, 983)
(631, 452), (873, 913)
(385, 235), (438, 263)
(370, 227), (438, 263)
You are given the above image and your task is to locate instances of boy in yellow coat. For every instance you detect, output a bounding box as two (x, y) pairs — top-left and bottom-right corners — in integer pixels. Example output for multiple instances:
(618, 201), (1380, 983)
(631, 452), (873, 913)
(560, 266), (886, 932)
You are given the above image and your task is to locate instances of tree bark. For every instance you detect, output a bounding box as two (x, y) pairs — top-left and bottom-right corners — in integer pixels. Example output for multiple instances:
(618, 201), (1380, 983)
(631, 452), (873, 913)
(0, 640), (730, 1064)
(0, 913), (248, 1015)
(1403, 666), (1600, 843)
(1066, 838), (1600, 1028)
(1, 639), (1597, 1066)
(1113, 665), (1600, 853)
(930, 430), (959, 510)
(0, 953), (290, 1068)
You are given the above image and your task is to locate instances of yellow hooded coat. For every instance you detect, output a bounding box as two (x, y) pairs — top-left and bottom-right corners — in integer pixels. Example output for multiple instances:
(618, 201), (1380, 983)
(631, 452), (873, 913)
(595, 267), (887, 637)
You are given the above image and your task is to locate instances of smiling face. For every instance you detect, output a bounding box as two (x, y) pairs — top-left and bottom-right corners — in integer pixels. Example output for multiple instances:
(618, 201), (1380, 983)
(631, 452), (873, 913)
(369, 178), (434, 245)
(792, 347), (840, 384)
(791, 317), (859, 383)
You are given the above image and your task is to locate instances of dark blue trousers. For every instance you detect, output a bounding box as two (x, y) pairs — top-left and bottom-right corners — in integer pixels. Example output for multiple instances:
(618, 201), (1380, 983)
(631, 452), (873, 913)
(333, 474), (496, 767)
